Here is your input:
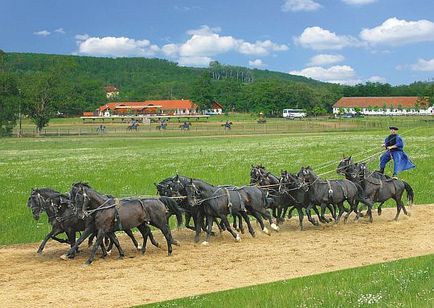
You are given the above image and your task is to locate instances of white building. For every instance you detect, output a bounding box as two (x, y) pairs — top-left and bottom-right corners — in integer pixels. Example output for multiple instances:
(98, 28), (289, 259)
(333, 97), (433, 116)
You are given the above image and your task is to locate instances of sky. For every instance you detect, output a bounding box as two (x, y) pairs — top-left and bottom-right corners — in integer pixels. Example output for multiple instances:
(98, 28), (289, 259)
(1, 0), (434, 85)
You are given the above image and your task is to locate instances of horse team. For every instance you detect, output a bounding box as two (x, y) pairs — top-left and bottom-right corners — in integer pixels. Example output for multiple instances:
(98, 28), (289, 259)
(27, 157), (414, 264)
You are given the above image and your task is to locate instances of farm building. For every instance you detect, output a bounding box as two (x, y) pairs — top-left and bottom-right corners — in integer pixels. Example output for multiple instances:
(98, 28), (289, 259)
(98, 100), (198, 117)
(104, 85), (119, 99)
(333, 97), (433, 116)
(203, 102), (224, 115)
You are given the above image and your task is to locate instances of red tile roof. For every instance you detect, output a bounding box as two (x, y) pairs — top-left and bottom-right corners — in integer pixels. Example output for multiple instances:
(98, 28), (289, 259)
(333, 97), (429, 108)
(99, 100), (197, 112)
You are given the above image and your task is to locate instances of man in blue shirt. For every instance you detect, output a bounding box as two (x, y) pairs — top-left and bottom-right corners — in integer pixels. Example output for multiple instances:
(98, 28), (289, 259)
(379, 126), (415, 178)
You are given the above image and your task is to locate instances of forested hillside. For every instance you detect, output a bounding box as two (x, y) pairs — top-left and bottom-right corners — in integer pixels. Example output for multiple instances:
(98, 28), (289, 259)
(1, 51), (433, 135)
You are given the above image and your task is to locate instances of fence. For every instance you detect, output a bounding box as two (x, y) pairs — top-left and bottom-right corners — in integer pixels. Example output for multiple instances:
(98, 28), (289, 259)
(10, 118), (432, 138)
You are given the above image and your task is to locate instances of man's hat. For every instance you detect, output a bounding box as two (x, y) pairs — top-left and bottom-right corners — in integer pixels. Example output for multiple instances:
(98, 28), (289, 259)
(389, 126), (399, 130)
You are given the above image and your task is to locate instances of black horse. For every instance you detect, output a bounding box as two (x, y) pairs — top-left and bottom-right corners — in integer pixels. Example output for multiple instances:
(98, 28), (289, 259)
(182, 178), (278, 245)
(337, 157), (414, 221)
(64, 183), (155, 261)
(279, 171), (324, 230)
(27, 188), (84, 254)
(70, 183), (176, 264)
(250, 165), (291, 224)
(297, 166), (373, 223)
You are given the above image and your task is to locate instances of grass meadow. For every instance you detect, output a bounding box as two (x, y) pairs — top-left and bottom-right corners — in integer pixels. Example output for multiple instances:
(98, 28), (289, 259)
(0, 120), (433, 245)
(144, 254), (434, 307)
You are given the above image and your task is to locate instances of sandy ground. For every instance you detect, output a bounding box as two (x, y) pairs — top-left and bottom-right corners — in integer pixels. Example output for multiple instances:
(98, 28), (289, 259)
(0, 204), (433, 308)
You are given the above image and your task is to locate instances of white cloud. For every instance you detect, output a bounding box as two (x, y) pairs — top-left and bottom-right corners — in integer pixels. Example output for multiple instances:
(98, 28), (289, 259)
(178, 56), (212, 67)
(282, 0), (322, 12)
(34, 30), (50, 36)
(76, 36), (160, 57)
(342, 0), (377, 5)
(308, 54), (345, 66)
(410, 58), (434, 72)
(238, 40), (288, 56)
(289, 65), (357, 83)
(360, 17), (434, 46)
(54, 28), (65, 34)
(295, 26), (360, 50)
(367, 75), (387, 83)
(249, 59), (266, 68)
(75, 34), (90, 41)
(162, 25), (288, 66)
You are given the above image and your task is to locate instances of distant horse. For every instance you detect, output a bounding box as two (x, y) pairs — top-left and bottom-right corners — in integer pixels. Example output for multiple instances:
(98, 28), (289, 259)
(179, 122), (191, 130)
(222, 122), (232, 129)
(337, 157), (414, 221)
(127, 123), (139, 130)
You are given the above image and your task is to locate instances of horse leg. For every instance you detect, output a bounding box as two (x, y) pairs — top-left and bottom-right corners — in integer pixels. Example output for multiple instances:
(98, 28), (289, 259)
(221, 215), (240, 242)
(124, 229), (140, 250)
(378, 202), (384, 216)
(37, 229), (58, 254)
(258, 208), (279, 232)
(306, 204), (319, 226)
(287, 205), (296, 219)
(159, 223), (173, 256)
(394, 198), (403, 221)
(137, 224), (150, 254)
(193, 211), (201, 243)
(240, 211), (255, 237)
(65, 226), (93, 259)
(107, 232), (124, 258)
(319, 203), (328, 223)
(203, 215), (214, 245)
(249, 210), (269, 235)
(335, 202), (345, 224)
(297, 207), (304, 231)
(236, 214), (245, 234)
(86, 229), (105, 265)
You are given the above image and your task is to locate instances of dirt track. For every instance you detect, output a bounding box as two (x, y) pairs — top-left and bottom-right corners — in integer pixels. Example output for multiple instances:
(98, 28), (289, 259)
(1, 205), (433, 307)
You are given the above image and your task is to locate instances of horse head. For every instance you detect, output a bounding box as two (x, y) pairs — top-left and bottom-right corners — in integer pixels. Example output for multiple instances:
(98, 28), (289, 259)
(28, 189), (45, 220)
(337, 156), (353, 175)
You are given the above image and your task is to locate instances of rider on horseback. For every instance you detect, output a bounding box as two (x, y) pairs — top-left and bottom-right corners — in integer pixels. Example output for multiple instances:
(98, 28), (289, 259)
(379, 126), (415, 179)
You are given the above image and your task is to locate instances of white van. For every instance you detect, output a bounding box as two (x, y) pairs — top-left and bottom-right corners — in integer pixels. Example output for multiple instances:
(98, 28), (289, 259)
(283, 109), (306, 119)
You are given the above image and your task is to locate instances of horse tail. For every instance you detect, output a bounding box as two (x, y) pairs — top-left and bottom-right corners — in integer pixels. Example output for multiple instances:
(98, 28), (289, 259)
(403, 181), (414, 206)
(160, 196), (183, 227)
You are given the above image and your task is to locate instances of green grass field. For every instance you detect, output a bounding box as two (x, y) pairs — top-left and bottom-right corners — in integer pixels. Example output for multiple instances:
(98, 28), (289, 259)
(143, 254), (434, 307)
(0, 119), (433, 245)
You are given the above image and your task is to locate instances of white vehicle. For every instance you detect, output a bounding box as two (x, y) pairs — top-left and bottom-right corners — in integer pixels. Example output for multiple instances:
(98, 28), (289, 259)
(283, 109), (306, 119)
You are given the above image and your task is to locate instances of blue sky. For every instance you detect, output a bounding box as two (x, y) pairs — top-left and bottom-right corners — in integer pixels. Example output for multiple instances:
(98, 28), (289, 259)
(1, 0), (434, 85)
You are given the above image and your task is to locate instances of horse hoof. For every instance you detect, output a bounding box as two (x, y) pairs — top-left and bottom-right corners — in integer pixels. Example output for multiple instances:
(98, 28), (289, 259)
(271, 223), (279, 232)
(85, 260), (92, 265)
(172, 240), (181, 246)
(60, 254), (69, 261)
(106, 250), (112, 255)
(262, 227), (270, 236)
(235, 234), (241, 242)
(137, 245), (143, 251)
(378, 210), (382, 216)
(251, 232), (256, 238)
(201, 241), (209, 246)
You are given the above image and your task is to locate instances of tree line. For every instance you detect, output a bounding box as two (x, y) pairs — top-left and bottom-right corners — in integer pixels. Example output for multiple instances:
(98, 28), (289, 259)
(1, 51), (433, 135)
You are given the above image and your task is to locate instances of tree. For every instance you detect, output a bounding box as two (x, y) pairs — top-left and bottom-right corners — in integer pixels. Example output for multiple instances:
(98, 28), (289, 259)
(0, 72), (19, 136)
(190, 72), (214, 109)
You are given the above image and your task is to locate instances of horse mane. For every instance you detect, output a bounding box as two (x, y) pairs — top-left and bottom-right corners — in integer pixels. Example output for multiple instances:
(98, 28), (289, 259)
(72, 182), (92, 188)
